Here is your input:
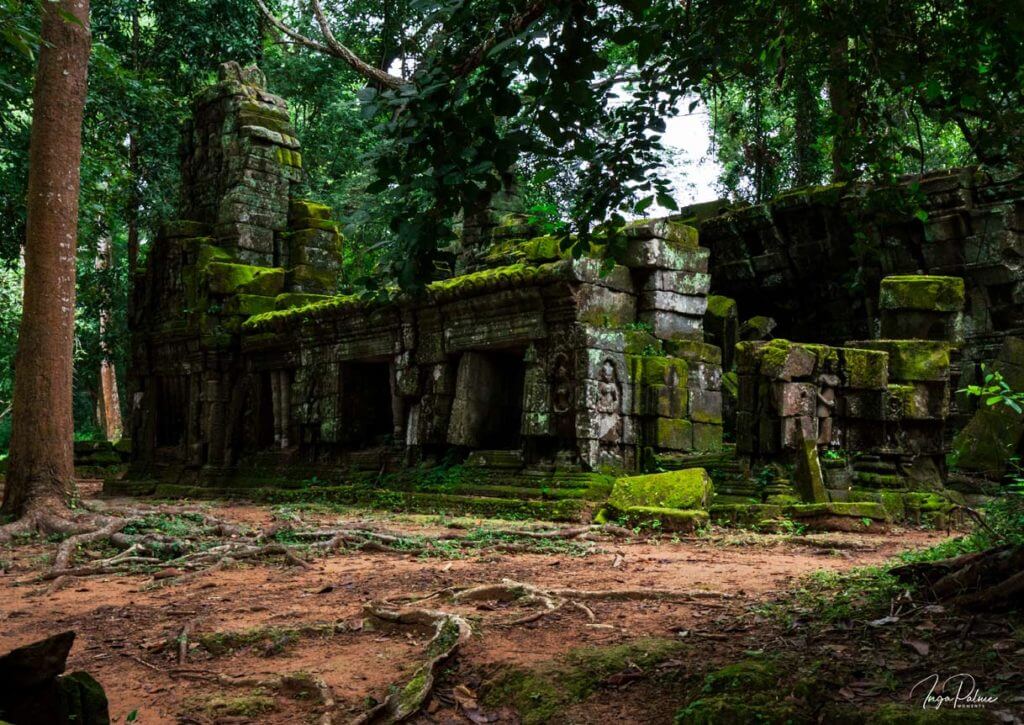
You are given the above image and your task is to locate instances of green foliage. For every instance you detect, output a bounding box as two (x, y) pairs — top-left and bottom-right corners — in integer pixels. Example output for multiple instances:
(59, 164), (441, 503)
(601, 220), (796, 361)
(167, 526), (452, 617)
(960, 364), (1024, 415)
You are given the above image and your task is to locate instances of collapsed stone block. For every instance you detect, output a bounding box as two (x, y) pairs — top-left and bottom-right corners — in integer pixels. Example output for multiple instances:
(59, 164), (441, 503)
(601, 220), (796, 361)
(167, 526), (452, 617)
(608, 468), (713, 510)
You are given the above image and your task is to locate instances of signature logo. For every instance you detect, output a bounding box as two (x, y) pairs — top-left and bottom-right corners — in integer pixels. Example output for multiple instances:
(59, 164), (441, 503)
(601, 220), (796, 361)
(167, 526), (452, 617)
(911, 674), (999, 710)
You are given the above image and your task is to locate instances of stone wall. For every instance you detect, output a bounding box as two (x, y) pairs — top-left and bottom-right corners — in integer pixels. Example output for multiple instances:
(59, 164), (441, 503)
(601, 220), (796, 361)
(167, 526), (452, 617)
(127, 67), (726, 491)
(687, 169), (1024, 424)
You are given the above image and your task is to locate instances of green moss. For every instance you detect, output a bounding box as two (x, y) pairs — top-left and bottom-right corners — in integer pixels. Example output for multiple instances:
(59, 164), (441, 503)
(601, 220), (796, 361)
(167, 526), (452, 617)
(205, 261), (285, 297)
(709, 503), (783, 526)
(867, 703), (992, 724)
(289, 199), (332, 222)
(879, 275), (965, 312)
(784, 501), (889, 521)
(675, 659), (797, 725)
(663, 339), (722, 364)
(274, 292), (333, 309)
(483, 638), (685, 725)
(648, 417), (694, 450)
(621, 506), (709, 532)
(854, 340), (950, 382)
(185, 694), (276, 718)
(840, 346), (890, 389)
(161, 219), (211, 238)
(633, 355), (689, 386)
(243, 293), (368, 333)
(704, 294), (737, 319)
(609, 468), (713, 511)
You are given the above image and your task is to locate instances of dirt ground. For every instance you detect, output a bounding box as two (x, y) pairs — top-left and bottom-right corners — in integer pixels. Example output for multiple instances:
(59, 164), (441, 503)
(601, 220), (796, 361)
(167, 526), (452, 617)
(0, 483), (969, 724)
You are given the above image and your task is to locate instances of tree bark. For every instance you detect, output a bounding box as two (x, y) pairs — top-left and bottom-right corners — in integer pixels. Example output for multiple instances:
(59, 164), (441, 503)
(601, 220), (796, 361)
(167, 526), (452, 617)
(2, 0), (91, 517)
(95, 233), (122, 441)
(827, 34), (853, 181)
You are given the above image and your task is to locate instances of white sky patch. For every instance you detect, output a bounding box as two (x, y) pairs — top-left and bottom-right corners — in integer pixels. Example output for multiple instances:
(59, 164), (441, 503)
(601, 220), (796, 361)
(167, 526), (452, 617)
(656, 97), (723, 213)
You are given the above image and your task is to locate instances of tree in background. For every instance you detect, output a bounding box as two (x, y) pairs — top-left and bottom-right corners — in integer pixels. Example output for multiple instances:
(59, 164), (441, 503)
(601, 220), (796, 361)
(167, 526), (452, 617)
(2, 0), (91, 518)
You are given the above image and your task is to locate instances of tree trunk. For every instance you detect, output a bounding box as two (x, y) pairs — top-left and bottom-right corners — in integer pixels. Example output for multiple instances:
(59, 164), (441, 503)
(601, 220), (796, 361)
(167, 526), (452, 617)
(827, 34), (853, 181)
(126, 7), (140, 276)
(95, 233), (122, 441)
(1, 0), (91, 517)
(792, 72), (820, 187)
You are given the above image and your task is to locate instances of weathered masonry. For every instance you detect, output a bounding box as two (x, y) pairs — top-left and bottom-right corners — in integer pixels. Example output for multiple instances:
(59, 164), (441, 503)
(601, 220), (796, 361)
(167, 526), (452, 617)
(121, 65), (1015, 527)
(125, 64), (725, 512)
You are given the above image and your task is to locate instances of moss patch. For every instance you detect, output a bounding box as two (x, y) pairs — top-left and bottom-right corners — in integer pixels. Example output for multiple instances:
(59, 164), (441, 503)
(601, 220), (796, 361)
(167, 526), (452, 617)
(609, 468), (713, 511)
(879, 275), (965, 312)
(483, 638), (686, 725)
(205, 261), (285, 297)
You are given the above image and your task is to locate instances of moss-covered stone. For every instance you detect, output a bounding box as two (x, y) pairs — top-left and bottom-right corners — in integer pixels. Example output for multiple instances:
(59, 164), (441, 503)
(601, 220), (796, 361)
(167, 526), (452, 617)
(879, 275), (965, 312)
(663, 339), (722, 364)
(620, 506), (709, 532)
(288, 199), (332, 222)
(609, 468), (713, 511)
(633, 355), (689, 386)
(705, 294), (737, 320)
(675, 659), (798, 725)
(274, 292), (333, 309)
(784, 501), (889, 521)
(853, 340), (950, 382)
(223, 294), (276, 316)
(205, 261), (285, 297)
(647, 417), (694, 450)
(840, 347), (890, 389)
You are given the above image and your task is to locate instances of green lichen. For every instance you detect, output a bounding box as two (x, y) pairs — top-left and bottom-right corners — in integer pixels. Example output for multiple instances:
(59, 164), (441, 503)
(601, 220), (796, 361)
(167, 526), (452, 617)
(608, 468), (713, 511)
(879, 274), (965, 312)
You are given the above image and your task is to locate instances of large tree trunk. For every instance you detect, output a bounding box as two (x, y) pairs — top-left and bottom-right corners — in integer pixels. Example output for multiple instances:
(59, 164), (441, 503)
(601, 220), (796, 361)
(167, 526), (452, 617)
(1, 0), (91, 517)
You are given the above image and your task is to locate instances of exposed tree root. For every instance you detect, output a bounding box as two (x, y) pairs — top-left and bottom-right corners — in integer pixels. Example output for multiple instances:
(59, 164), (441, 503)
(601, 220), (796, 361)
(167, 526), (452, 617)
(353, 603), (472, 725)
(891, 544), (1024, 611)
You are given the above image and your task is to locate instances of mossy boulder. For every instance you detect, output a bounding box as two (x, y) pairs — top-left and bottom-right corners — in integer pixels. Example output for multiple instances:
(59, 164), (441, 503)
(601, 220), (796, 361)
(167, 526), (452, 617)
(879, 275), (965, 312)
(608, 468), (713, 511)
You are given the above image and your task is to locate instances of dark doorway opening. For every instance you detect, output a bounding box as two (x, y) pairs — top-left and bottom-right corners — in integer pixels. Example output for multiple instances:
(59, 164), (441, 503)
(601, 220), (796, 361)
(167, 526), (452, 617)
(256, 372), (275, 450)
(341, 361), (394, 448)
(448, 349), (527, 450)
(479, 351), (526, 449)
(155, 375), (187, 447)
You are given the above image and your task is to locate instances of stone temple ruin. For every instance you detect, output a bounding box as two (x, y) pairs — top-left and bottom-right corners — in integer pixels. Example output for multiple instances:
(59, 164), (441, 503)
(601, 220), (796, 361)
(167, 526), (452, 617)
(115, 64), (1023, 531)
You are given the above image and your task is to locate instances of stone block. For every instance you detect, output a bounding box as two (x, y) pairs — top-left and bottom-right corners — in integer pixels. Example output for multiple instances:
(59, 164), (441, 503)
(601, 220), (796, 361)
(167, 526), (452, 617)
(758, 340), (817, 381)
(688, 389), (723, 424)
(851, 340), (951, 382)
(780, 416), (816, 450)
(632, 355), (688, 387)
(609, 467), (712, 510)
(640, 270), (711, 295)
(622, 218), (699, 248)
(692, 422), (723, 451)
(642, 384), (688, 418)
(687, 360), (723, 391)
(638, 290), (708, 316)
(737, 374), (759, 412)
(637, 310), (703, 339)
(735, 411), (756, 453)
(771, 382), (816, 418)
(793, 438), (828, 503)
(624, 239), (709, 271)
(663, 339), (722, 364)
(645, 417), (693, 451)
(879, 275), (965, 312)
(840, 390), (886, 420)
(839, 347), (889, 389)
